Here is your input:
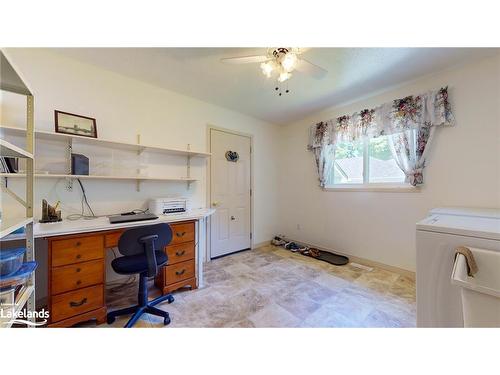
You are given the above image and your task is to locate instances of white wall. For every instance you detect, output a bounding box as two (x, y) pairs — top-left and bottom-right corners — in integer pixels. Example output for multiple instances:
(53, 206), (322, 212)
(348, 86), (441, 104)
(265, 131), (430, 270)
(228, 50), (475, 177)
(1, 48), (280, 246)
(1, 49), (280, 298)
(277, 54), (500, 272)
(2, 49), (499, 280)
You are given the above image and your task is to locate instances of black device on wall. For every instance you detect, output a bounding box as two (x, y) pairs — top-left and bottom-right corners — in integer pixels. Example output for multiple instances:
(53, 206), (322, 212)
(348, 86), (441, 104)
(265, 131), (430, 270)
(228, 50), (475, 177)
(71, 153), (89, 175)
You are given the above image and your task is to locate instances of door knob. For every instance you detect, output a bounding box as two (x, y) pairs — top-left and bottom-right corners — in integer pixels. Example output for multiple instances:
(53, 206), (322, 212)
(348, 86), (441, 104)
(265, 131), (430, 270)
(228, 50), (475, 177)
(212, 201), (219, 207)
(231, 216), (235, 220)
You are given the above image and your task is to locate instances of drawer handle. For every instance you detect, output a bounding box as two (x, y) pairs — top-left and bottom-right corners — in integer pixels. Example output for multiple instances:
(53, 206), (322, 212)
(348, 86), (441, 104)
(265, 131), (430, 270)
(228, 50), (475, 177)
(175, 250), (186, 257)
(69, 298), (87, 307)
(76, 280), (82, 286)
(76, 241), (82, 247)
(76, 254), (82, 259)
(176, 231), (186, 237)
(175, 269), (186, 276)
(76, 268), (81, 273)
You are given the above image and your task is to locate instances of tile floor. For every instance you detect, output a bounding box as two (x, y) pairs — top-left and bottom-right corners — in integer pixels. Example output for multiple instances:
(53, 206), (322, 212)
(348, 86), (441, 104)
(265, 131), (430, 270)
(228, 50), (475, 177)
(94, 245), (416, 328)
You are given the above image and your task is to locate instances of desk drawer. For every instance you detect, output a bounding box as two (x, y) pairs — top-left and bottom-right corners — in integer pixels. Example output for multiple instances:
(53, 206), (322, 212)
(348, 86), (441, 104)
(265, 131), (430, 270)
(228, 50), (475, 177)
(166, 241), (195, 265)
(51, 260), (104, 295)
(50, 285), (104, 323)
(170, 222), (195, 245)
(104, 231), (123, 248)
(165, 260), (195, 284)
(51, 235), (104, 267)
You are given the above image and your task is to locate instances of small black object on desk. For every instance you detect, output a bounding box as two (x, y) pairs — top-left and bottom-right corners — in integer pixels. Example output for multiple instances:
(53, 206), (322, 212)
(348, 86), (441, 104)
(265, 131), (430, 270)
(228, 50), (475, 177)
(108, 213), (158, 224)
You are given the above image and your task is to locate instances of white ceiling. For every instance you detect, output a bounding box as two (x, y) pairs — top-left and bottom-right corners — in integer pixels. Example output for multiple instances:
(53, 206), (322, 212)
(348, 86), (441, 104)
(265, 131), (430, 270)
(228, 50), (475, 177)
(52, 48), (497, 125)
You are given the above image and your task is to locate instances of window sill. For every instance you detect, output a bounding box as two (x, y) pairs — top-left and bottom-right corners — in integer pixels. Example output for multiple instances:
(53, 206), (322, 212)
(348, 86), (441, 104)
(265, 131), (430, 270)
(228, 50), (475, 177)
(323, 184), (420, 193)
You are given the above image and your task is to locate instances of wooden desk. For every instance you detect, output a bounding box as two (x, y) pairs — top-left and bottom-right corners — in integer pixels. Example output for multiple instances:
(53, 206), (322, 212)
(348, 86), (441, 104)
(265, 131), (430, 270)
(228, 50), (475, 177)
(4, 209), (214, 327)
(47, 220), (197, 327)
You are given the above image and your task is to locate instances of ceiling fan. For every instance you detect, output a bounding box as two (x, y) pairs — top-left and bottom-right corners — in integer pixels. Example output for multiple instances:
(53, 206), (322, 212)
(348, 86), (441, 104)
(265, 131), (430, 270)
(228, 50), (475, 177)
(221, 47), (327, 95)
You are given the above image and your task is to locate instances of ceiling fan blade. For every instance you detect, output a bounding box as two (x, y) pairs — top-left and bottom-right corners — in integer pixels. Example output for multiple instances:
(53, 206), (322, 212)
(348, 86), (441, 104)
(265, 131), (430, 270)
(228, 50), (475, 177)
(295, 58), (328, 79)
(291, 47), (311, 55)
(221, 55), (269, 64)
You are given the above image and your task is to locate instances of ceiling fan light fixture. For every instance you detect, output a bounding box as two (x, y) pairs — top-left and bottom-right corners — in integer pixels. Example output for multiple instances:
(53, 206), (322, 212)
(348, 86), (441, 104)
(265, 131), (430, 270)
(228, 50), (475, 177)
(281, 53), (297, 72)
(260, 61), (274, 78)
(222, 48), (327, 93)
(278, 71), (291, 83)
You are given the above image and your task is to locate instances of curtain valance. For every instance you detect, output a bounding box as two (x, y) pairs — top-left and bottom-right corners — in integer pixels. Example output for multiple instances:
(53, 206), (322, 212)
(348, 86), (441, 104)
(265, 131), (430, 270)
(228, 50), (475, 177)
(307, 87), (455, 187)
(308, 87), (454, 149)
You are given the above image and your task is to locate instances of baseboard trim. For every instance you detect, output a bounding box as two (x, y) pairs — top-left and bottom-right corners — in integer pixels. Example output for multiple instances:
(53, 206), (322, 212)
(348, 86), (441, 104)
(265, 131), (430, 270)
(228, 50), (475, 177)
(283, 237), (415, 280)
(252, 240), (271, 250)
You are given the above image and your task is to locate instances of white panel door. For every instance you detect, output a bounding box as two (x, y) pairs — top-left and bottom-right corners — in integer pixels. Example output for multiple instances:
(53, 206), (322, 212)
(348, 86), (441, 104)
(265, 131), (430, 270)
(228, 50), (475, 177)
(210, 129), (251, 258)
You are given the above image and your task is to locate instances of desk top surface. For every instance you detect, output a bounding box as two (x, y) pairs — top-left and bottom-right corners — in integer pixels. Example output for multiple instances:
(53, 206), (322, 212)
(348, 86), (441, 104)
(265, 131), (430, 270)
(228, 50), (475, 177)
(7, 208), (215, 240)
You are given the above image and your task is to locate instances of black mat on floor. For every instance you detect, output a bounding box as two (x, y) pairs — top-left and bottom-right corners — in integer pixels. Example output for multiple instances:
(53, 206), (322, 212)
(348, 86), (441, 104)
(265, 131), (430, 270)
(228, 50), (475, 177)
(303, 249), (349, 266)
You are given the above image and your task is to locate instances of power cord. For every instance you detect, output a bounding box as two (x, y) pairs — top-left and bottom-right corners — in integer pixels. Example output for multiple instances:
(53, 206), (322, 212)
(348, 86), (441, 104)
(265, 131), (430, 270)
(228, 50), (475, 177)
(77, 178), (95, 216)
(66, 178), (97, 220)
(66, 178), (148, 221)
(107, 275), (138, 294)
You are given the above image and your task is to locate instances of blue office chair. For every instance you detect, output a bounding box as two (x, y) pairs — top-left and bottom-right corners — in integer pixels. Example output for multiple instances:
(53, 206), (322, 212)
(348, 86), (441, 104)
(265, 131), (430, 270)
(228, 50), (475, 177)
(107, 223), (175, 328)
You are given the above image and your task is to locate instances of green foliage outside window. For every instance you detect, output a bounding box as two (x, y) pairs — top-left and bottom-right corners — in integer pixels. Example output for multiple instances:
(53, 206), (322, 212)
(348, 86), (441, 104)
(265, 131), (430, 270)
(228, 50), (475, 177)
(335, 141), (363, 159)
(335, 136), (393, 161)
(369, 136), (392, 160)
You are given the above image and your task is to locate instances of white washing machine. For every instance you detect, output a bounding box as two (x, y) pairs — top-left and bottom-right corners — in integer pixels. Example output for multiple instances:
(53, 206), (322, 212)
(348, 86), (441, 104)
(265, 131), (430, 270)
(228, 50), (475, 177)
(416, 207), (500, 327)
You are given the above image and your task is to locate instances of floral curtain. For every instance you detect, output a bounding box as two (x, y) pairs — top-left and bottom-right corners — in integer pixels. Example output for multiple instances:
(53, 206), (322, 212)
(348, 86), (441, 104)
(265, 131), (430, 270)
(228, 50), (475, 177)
(388, 123), (434, 186)
(307, 120), (335, 187)
(308, 87), (454, 187)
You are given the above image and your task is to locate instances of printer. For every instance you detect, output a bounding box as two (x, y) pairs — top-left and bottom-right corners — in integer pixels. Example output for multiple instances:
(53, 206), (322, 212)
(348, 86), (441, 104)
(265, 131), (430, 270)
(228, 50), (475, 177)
(149, 197), (190, 215)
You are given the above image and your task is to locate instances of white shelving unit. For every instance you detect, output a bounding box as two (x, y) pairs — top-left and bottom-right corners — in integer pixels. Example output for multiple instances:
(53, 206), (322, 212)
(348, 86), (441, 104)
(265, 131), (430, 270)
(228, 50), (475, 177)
(0, 50), (36, 328)
(0, 216), (33, 239)
(0, 125), (211, 157)
(0, 285), (35, 328)
(0, 173), (198, 182)
(0, 124), (210, 191)
(0, 139), (34, 159)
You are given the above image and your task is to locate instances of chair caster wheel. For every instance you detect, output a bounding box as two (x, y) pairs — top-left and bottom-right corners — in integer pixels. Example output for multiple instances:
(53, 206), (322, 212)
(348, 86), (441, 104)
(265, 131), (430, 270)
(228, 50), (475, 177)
(167, 295), (175, 304)
(164, 316), (171, 325)
(107, 315), (116, 324)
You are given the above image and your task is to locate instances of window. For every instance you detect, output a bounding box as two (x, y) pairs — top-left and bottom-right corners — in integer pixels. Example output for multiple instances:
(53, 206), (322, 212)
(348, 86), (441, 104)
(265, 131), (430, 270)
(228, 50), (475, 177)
(332, 140), (364, 184)
(368, 136), (405, 183)
(327, 135), (407, 188)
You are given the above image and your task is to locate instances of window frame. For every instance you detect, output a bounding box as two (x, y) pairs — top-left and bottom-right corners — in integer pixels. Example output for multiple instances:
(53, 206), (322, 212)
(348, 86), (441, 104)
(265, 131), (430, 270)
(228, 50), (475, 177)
(325, 136), (419, 193)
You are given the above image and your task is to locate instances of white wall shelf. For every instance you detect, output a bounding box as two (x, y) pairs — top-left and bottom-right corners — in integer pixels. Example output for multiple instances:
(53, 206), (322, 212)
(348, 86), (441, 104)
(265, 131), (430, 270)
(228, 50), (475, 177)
(0, 139), (34, 159)
(0, 49), (36, 327)
(0, 216), (33, 239)
(0, 285), (35, 328)
(0, 125), (211, 158)
(0, 51), (32, 95)
(0, 173), (197, 182)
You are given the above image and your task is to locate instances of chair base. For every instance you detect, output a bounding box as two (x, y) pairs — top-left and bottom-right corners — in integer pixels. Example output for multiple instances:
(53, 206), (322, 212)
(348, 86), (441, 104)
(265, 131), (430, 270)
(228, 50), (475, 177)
(107, 293), (175, 328)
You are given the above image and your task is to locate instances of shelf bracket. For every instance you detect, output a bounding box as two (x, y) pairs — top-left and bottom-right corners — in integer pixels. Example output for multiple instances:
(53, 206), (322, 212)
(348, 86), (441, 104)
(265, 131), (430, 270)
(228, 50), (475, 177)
(186, 144), (191, 190)
(1, 181), (28, 207)
(66, 138), (73, 191)
(136, 134), (142, 192)
(137, 134), (146, 155)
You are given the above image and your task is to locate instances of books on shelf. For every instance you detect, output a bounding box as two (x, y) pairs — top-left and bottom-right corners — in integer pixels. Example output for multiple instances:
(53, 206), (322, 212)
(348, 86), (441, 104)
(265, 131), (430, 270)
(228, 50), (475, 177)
(0, 157), (18, 173)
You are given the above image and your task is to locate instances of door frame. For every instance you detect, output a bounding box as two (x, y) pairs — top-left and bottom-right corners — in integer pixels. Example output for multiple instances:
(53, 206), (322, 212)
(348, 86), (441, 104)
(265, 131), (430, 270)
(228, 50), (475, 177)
(206, 124), (254, 261)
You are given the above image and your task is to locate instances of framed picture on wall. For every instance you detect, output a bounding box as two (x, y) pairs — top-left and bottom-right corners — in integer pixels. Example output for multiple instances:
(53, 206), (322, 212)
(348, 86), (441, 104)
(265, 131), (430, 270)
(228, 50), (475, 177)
(55, 110), (98, 138)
